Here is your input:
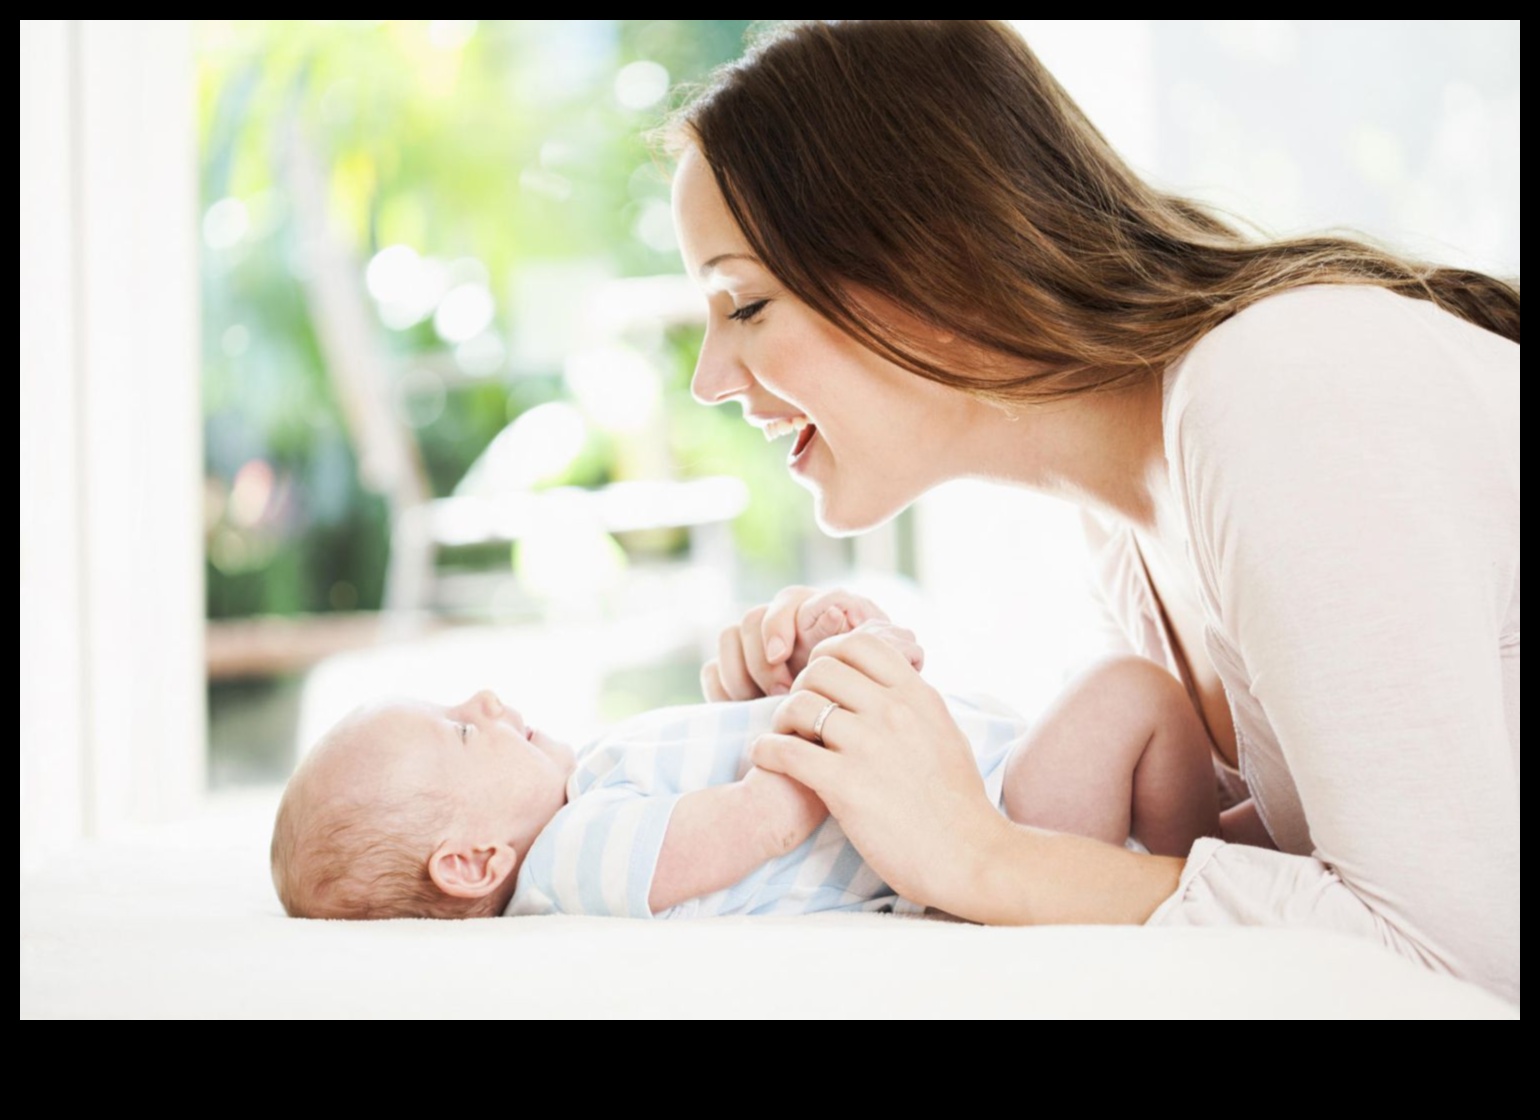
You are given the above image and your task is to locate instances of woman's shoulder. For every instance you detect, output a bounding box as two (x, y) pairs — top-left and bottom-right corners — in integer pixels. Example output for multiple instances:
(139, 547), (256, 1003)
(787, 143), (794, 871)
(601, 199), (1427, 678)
(1164, 283), (1518, 456)
(1171, 284), (1493, 401)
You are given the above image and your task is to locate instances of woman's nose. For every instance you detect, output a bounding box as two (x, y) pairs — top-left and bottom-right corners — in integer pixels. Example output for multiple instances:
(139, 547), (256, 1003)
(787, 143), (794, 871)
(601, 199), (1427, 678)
(690, 328), (751, 406)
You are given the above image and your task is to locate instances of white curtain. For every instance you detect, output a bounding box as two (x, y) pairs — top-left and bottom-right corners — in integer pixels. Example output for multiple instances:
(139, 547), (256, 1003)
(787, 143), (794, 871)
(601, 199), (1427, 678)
(19, 20), (204, 869)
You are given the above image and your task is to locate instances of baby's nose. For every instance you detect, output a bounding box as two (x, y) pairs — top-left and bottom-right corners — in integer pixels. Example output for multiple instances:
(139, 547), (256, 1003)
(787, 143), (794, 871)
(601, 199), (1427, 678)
(472, 689), (504, 717)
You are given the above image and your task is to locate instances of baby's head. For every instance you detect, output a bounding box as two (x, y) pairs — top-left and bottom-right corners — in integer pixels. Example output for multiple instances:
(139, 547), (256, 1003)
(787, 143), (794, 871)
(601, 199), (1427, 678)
(271, 689), (574, 920)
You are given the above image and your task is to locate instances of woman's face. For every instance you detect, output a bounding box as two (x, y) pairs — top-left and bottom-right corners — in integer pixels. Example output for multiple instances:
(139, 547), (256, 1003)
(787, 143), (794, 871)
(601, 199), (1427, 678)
(671, 146), (979, 534)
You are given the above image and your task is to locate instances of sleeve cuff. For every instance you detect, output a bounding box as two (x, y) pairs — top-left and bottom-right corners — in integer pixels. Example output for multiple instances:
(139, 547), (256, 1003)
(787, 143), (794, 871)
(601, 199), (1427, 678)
(1145, 836), (1226, 927)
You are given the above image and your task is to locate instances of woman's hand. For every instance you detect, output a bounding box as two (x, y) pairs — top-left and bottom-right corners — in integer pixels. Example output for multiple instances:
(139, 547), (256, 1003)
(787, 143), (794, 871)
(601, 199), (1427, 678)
(700, 586), (923, 701)
(750, 629), (1003, 913)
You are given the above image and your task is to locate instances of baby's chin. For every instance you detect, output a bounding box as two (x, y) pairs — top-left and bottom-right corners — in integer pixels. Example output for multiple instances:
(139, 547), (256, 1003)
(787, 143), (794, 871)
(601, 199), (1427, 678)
(530, 728), (577, 772)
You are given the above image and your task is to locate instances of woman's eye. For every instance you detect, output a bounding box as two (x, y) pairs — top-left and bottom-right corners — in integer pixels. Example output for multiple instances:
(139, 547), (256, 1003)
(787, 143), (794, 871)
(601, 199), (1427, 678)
(728, 299), (769, 323)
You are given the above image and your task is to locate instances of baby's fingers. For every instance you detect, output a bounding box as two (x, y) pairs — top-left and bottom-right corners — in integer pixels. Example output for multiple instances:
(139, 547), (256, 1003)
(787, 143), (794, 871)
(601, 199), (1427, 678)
(800, 606), (852, 653)
(853, 619), (925, 671)
(796, 588), (887, 634)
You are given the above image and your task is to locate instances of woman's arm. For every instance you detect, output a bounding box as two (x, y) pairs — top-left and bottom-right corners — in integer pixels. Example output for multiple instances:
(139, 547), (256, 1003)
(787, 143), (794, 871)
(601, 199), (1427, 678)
(1217, 799), (1274, 849)
(1155, 287), (1519, 1000)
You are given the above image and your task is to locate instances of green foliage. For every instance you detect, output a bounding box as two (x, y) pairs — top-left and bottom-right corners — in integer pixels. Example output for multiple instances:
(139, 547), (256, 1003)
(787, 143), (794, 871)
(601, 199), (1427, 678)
(198, 20), (819, 621)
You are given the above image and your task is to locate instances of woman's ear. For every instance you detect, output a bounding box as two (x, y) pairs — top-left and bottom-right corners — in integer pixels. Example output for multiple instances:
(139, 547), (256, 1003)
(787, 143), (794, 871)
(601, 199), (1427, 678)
(427, 840), (518, 899)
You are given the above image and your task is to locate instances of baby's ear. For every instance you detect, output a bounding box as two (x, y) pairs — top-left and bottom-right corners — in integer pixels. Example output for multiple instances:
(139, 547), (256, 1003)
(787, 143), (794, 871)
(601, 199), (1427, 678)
(427, 841), (518, 899)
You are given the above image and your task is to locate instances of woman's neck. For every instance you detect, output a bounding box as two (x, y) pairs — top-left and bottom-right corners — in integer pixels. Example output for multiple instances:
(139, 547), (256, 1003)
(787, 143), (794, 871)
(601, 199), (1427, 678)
(958, 374), (1170, 529)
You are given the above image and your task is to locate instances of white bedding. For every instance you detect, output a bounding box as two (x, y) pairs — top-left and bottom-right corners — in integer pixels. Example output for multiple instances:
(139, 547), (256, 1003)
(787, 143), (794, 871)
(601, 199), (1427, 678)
(20, 789), (1515, 1019)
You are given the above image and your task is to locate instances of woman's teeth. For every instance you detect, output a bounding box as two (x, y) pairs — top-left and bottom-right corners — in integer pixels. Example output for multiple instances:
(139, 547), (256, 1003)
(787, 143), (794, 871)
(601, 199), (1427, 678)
(763, 416), (810, 441)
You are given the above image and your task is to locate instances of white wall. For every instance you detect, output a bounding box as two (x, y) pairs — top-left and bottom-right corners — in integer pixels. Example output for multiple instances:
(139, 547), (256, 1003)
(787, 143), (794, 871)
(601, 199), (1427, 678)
(19, 20), (204, 870)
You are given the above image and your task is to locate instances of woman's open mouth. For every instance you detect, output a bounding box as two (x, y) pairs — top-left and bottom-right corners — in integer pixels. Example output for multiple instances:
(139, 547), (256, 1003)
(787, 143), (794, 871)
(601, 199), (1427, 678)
(791, 421), (817, 461)
(761, 414), (819, 467)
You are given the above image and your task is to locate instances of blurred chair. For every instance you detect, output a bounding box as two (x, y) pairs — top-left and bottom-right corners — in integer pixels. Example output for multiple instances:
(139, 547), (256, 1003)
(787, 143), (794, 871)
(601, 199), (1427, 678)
(385, 474), (747, 618)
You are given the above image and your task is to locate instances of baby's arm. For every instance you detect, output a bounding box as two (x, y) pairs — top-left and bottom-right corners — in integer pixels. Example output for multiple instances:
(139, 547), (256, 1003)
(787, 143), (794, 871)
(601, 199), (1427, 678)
(650, 618), (924, 912)
(648, 768), (826, 913)
(1000, 656), (1219, 857)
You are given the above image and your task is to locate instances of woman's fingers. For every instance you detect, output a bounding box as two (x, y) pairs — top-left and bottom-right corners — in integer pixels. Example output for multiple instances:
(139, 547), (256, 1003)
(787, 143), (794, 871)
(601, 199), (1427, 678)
(714, 621), (761, 700)
(700, 659), (731, 703)
(739, 604), (792, 696)
(772, 688), (857, 744)
(760, 585), (818, 665)
(770, 674), (999, 913)
(762, 672), (1000, 913)
(751, 733), (841, 801)
(804, 629), (920, 689)
(788, 654), (889, 717)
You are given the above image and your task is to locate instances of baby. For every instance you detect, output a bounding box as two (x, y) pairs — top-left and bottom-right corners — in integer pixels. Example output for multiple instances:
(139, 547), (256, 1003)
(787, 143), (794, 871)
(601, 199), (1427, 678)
(272, 620), (1220, 921)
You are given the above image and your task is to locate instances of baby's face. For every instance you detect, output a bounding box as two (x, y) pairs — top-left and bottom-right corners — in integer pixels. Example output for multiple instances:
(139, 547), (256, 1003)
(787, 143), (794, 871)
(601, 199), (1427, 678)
(312, 690), (576, 843)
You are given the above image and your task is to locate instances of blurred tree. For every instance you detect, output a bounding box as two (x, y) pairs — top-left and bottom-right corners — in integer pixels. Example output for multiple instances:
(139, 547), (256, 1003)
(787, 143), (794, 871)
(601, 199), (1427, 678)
(198, 19), (818, 620)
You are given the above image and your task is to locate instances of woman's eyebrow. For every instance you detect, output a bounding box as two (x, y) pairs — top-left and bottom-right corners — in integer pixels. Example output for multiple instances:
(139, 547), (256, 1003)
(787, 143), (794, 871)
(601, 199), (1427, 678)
(699, 252), (761, 278)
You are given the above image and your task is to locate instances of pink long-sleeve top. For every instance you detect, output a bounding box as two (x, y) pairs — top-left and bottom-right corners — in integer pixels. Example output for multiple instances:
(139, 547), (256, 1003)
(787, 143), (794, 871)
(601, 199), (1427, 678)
(1090, 285), (1520, 1005)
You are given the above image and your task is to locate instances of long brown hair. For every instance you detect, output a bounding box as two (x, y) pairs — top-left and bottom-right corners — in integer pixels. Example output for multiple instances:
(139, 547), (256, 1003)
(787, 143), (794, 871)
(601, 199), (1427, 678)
(670, 20), (1519, 403)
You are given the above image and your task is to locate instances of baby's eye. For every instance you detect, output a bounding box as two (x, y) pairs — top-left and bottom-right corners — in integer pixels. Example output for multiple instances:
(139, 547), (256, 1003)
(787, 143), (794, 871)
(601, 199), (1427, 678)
(457, 722), (471, 743)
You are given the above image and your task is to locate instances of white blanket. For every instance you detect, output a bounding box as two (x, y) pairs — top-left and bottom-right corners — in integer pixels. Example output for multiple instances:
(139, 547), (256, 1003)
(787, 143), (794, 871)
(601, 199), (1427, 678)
(20, 790), (1515, 1019)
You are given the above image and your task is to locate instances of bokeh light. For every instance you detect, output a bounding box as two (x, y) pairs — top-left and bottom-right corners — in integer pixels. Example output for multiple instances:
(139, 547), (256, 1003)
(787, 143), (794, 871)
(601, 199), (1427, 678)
(457, 401), (590, 495)
(228, 459), (275, 528)
(565, 346), (661, 432)
(432, 282), (496, 345)
(202, 197), (249, 250)
(428, 20), (478, 51)
(614, 59), (669, 110)
(454, 330), (507, 378)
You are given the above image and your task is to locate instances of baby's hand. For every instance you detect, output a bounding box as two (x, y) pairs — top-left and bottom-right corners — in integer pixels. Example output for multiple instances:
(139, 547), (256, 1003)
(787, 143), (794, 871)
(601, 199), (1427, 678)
(702, 586), (924, 701)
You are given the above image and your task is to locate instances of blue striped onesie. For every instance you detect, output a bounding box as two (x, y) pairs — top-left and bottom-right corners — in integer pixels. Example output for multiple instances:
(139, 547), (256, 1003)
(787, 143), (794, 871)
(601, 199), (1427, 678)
(505, 694), (1027, 919)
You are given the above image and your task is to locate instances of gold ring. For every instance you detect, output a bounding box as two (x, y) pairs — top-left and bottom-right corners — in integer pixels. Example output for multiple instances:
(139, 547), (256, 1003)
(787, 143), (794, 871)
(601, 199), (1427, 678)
(811, 700), (840, 740)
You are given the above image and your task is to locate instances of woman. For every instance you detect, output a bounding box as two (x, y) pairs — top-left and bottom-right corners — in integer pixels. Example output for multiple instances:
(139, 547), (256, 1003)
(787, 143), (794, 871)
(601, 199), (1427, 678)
(667, 21), (1519, 1002)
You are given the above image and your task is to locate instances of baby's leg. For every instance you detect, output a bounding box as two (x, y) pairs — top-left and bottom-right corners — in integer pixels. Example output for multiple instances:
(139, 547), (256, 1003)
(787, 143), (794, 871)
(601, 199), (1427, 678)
(1000, 657), (1218, 857)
